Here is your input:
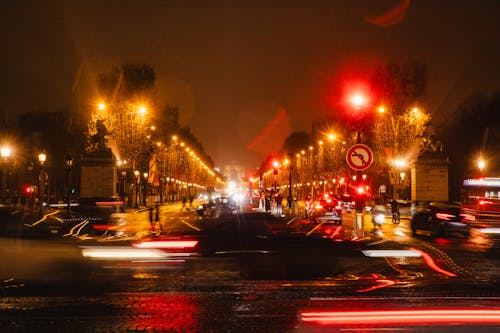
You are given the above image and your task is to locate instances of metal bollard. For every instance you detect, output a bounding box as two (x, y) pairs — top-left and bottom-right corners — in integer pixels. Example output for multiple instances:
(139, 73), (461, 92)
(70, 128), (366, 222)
(354, 213), (364, 237)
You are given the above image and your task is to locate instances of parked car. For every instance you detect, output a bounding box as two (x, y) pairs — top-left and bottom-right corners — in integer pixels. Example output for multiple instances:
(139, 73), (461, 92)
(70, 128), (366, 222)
(410, 201), (473, 237)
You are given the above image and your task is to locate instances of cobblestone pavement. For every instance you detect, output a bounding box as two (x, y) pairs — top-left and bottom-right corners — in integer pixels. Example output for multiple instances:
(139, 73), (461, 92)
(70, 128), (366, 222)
(1, 279), (499, 333)
(1, 202), (499, 332)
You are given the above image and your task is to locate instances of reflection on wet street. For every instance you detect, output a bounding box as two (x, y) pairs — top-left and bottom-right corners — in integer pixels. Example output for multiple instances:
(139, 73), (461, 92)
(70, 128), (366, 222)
(1, 203), (499, 332)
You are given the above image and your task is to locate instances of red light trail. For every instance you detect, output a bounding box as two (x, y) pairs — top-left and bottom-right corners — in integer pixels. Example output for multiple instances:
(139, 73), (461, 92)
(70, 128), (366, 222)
(301, 309), (500, 325)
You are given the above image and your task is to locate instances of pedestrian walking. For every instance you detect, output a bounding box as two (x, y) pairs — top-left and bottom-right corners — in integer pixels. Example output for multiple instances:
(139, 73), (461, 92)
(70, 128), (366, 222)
(276, 191), (283, 217)
(304, 194), (312, 218)
(189, 195), (194, 211)
(182, 196), (187, 211)
(265, 191), (271, 213)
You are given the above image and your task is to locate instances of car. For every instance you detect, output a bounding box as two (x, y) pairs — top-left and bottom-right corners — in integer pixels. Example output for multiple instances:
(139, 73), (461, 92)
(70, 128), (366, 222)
(197, 196), (238, 218)
(176, 212), (358, 279)
(337, 194), (355, 212)
(315, 193), (343, 224)
(410, 201), (473, 237)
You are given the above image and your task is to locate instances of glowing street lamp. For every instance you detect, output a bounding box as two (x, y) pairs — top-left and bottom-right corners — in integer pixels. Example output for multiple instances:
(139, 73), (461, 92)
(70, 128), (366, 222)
(38, 152), (47, 216)
(138, 105), (147, 116)
(134, 170), (140, 208)
(97, 102), (107, 111)
(143, 172), (149, 207)
(0, 146), (12, 203)
(1, 147), (11, 159)
(478, 159), (485, 171)
(272, 160), (280, 192)
(38, 152), (47, 165)
(392, 158), (408, 200)
(478, 158), (486, 178)
(394, 159), (407, 168)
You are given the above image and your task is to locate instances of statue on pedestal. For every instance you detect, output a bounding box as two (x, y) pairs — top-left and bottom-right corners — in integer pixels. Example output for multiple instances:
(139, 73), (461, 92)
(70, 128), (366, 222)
(87, 119), (112, 154)
(81, 119), (116, 200)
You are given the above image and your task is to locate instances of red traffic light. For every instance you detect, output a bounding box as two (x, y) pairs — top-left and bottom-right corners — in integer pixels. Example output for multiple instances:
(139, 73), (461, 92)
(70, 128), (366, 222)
(272, 160), (279, 175)
(24, 186), (33, 194)
(350, 93), (366, 109)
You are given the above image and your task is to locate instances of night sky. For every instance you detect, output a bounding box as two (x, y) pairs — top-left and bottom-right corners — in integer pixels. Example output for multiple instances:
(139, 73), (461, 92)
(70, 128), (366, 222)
(1, 0), (499, 172)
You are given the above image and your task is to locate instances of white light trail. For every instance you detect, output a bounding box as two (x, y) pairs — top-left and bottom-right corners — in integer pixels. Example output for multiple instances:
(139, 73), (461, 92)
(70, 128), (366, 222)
(362, 250), (422, 258)
(81, 246), (168, 260)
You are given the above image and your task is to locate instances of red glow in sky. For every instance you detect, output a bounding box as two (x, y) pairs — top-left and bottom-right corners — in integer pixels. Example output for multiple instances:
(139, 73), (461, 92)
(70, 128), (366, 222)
(247, 108), (290, 155)
(1, 1), (500, 171)
(365, 0), (411, 28)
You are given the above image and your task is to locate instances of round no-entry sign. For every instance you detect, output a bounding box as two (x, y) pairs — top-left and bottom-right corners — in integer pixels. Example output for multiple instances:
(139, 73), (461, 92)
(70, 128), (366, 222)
(346, 144), (374, 171)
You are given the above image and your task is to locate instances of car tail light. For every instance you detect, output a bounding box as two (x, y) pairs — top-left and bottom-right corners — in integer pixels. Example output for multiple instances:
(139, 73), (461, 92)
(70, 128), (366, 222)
(435, 213), (456, 220)
(461, 213), (476, 222)
(132, 240), (198, 250)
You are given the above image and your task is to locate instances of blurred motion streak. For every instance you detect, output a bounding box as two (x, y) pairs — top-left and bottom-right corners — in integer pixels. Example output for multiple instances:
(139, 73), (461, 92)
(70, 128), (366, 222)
(328, 225), (342, 239)
(410, 248), (457, 277)
(81, 246), (168, 259)
(132, 240), (198, 249)
(24, 210), (62, 227)
(362, 250), (421, 257)
(64, 220), (89, 237)
(356, 279), (396, 293)
(480, 228), (500, 234)
(301, 309), (500, 325)
(95, 201), (124, 206)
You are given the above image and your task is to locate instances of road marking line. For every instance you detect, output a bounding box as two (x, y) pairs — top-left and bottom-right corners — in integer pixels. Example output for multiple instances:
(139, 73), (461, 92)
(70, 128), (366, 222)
(306, 222), (324, 236)
(367, 239), (388, 246)
(180, 220), (201, 231)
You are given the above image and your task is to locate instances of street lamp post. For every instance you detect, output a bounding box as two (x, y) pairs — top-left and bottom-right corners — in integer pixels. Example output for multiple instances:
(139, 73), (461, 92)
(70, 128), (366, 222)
(121, 170), (127, 200)
(143, 172), (148, 207)
(65, 153), (73, 218)
(283, 158), (293, 205)
(392, 158), (407, 200)
(477, 157), (486, 198)
(134, 170), (140, 208)
(273, 160), (279, 193)
(38, 152), (47, 216)
(478, 158), (486, 178)
(1, 146), (11, 203)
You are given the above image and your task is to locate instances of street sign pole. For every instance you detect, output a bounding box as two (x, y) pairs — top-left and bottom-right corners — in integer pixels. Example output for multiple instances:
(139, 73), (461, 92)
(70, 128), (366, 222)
(346, 144), (374, 237)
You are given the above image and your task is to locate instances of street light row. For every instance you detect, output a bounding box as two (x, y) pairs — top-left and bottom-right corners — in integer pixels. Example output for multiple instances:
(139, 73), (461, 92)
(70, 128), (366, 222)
(95, 101), (223, 186)
(115, 133), (223, 188)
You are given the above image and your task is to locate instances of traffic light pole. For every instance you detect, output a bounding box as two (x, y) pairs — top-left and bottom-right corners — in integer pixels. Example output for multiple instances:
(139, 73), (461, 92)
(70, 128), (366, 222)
(352, 110), (365, 237)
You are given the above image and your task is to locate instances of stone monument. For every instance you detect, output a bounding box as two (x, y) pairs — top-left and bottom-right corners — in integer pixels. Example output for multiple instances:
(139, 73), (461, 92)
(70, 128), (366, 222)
(411, 151), (450, 201)
(80, 120), (117, 201)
